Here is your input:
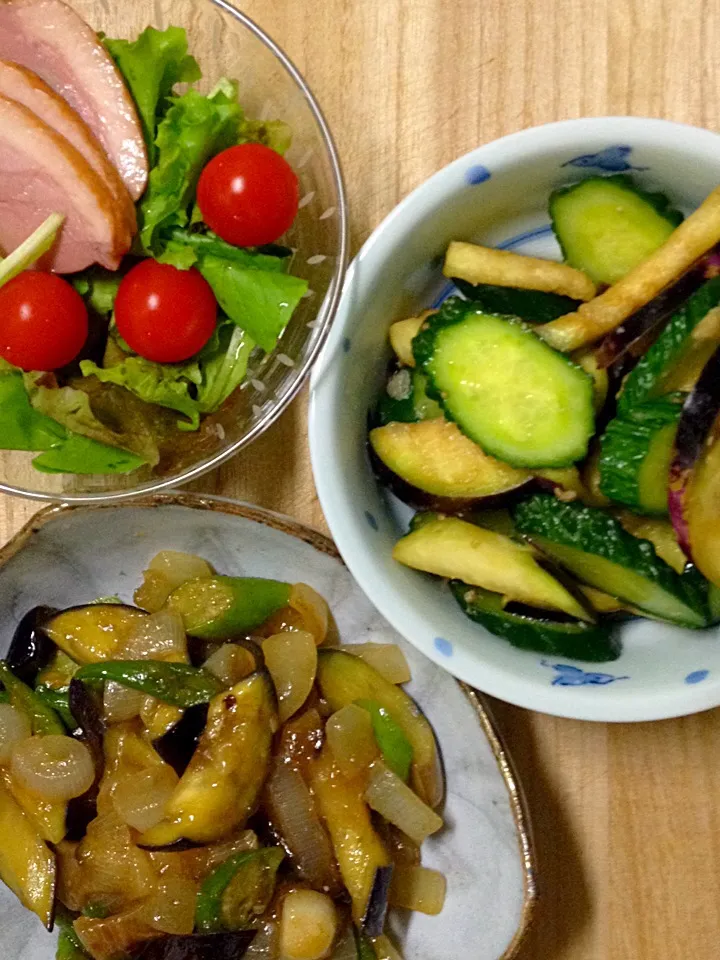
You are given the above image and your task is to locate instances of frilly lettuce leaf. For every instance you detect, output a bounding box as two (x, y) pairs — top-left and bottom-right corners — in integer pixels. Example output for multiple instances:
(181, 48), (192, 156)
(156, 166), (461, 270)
(32, 435), (147, 475)
(0, 371), (65, 451)
(195, 321), (254, 413)
(72, 268), (123, 316)
(104, 26), (201, 163)
(139, 80), (243, 254)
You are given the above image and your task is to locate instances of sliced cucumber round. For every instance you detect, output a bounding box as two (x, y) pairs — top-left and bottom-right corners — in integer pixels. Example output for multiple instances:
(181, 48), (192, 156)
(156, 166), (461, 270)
(414, 299), (595, 468)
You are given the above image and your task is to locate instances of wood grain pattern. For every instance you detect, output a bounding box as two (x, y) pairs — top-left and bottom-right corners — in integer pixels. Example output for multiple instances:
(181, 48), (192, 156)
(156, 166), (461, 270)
(3, 0), (720, 956)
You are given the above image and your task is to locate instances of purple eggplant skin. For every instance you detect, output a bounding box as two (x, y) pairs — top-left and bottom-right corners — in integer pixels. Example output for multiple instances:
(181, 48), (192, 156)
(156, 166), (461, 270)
(673, 342), (720, 472)
(134, 932), (256, 960)
(596, 263), (709, 369)
(65, 678), (106, 841)
(6, 606), (58, 686)
(152, 703), (209, 777)
(362, 865), (394, 937)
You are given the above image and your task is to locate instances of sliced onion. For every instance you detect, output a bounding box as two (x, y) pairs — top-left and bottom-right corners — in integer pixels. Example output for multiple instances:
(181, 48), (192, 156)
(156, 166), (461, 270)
(75, 812), (157, 911)
(280, 889), (339, 960)
(134, 570), (174, 614)
(123, 610), (188, 663)
(389, 865), (447, 915)
(245, 920), (279, 958)
(384, 825), (420, 867)
(113, 764), (179, 832)
(372, 933), (404, 960)
(326, 704), (378, 777)
(289, 583), (330, 645)
(174, 830), (258, 884)
(140, 698), (184, 739)
(364, 762), (443, 846)
(142, 862), (197, 934)
(11, 734), (94, 801)
(262, 631), (317, 722)
(277, 708), (324, 774)
(0, 703), (31, 763)
(74, 905), (159, 960)
(148, 550), (214, 589)
(203, 643), (256, 687)
(103, 681), (145, 724)
(348, 644), (411, 685)
(264, 762), (340, 893)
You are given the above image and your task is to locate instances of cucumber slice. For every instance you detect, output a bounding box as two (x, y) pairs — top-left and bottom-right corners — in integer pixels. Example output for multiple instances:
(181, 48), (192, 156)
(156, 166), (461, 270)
(618, 277), (720, 415)
(453, 279), (580, 323)
(599, 399), (683, 514)
(375, 368), (442, 426)
(513, 495), (709, 627)
(450, 582), (621, 662)
(550, 175), (682, 285)
(393, 515), (592, 621)
(414, 298), (594, 468)
(370, 419), (530, 500)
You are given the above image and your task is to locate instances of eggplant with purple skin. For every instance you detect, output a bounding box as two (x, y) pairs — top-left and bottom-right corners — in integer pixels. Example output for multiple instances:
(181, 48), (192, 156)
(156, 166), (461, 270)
(152, 703), (209, 776)
(668, 341), (720, 583)
(6, 606), (58, 686)
(65, 678), (105, 841)
(135, 932), (256, 960)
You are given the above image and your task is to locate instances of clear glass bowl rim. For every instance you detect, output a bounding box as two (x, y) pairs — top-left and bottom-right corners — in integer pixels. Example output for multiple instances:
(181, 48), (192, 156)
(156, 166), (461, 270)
(0, 0), (349, 504)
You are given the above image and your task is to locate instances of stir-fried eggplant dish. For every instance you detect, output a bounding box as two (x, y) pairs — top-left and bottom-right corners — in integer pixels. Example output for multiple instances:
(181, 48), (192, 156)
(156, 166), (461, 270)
(0, 552), (446, 960)
(371, 175), (720, 662)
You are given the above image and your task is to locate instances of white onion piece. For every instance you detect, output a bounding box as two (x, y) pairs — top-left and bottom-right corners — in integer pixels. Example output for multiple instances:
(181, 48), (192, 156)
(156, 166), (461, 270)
(203, 644), (255, 688)
(289, 583), (330, 645)
(134, 570), (174, 613)
(365, 762), (443, 846)
(326, 704), (378, 776)
(349, 644), (411, 685)
(11, 735), (95, 801)
(142, 865), (197, 934)
(103, 681), (145, 724)
(148, 551), (213, 589)
(113, 764), (179, 832)
(0, 704), (31, 763)
(262, 631), (317, 722)
(123, 610), (188, 662)
(245, 920), (279, 958)
(371, 934), (404, 960)
(389, 865), (447, 915)
(279, 889), (339, 960)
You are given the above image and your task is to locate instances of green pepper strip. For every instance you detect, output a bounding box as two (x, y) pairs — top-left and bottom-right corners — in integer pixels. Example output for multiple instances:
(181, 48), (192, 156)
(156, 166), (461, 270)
(34, 686), (75, 730)
(355, 931), (378, 960)
(196, 848), (285, 934)
(55, 911), (90, 960)
(0, 689), (8, 704)
(0, 661), (65, 736)
(356, 698), (413, 782)
(74, 661), (222, 708)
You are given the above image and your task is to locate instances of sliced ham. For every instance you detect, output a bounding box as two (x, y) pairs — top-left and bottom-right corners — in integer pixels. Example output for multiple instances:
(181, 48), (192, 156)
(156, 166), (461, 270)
(0, 94), (130, 273)
(0, 0), (148, 200)
(0, 59), (136, 244)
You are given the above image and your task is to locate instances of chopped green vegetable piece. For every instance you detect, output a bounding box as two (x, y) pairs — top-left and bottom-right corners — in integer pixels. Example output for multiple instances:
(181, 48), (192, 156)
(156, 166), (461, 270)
(453, 279), (580, 323)
(81, 902), (110, 920)
(139, 81), (243, 254)
(195, 321), (254, 414)
(356, 699), (413, 780)
(0, 661), (65, 735)
(618, 277), (720, 415)
(550, 175), (683, 285)
(74, 661), (222, 707)
(450, 582), (621, 662)
(239, 117), (292, 154)
(56, 911), (90, 960)
(513, 495), (709, 628)
(32, 434), (147, 475)
(72, 269), (123, 317)
(375, 369), (442, 426)
(0, 690), (9, 704)
(195, 848), (284, 933)
(355, 932), (378, 960)
(104, 26), (201, 163)
(168, 577), (291, 640)
(80, 356), (201, 431)
(0, 213), (64, 290)
(33, 686), (74, 729)
(198, 254), (307, 353)
(0, 372), (65, 451)
(165, 229), (291, 272)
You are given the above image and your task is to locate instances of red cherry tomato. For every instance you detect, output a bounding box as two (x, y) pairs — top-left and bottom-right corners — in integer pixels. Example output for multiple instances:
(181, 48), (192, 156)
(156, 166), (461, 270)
(114, 260), (217, 364)
(0, 272), (88, 371)
(197, 143), (300, 247)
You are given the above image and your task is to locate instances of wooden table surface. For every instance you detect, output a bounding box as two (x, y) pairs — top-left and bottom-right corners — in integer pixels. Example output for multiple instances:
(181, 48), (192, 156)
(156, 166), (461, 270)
(3, 0), (720, 956)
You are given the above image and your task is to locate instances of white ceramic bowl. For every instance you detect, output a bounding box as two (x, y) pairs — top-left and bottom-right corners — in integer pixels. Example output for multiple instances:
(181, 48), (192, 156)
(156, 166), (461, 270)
(309, 117), (720, 723)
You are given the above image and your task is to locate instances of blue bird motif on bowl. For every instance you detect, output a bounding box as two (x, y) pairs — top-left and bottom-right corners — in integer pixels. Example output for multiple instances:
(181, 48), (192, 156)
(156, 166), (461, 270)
(542, 661), (629, 686)
(562, 145), (647, 173)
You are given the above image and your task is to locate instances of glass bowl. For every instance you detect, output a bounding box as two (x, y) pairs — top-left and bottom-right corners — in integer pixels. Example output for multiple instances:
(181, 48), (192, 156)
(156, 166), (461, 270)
(0, 0), (347, 503)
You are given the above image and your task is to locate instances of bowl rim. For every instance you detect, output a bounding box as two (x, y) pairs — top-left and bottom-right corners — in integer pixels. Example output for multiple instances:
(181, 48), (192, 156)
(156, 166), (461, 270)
(0, 0), (349, 505)
(309, 115), (720, 723)
(0, 490), (538, 958)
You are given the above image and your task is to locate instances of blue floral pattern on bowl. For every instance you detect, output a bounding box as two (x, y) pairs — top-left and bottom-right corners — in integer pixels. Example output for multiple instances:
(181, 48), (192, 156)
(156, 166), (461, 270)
(542, 661), (629, 686)
(562, 144), (647, 173)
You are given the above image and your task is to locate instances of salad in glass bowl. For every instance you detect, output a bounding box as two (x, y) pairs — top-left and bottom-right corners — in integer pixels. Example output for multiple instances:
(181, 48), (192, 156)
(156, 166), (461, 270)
(0, 0), (346, 500)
